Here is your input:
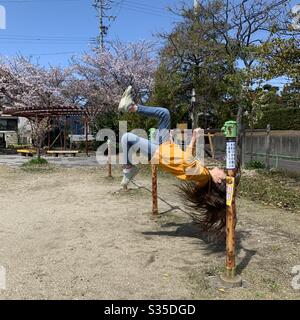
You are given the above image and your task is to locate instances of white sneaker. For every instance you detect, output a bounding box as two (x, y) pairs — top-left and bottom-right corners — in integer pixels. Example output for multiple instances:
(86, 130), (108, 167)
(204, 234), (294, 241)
(118, 86), (135, 112)
(121, 166), (139, 187)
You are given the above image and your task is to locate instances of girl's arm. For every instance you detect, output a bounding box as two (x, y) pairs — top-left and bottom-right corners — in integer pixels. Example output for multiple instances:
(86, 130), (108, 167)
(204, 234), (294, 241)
(187, 128), (202, 151)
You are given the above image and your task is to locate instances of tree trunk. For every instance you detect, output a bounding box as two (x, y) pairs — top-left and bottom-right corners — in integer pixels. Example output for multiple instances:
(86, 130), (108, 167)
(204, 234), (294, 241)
(37, 145), (41, 160)
(191, 103), (198, 129)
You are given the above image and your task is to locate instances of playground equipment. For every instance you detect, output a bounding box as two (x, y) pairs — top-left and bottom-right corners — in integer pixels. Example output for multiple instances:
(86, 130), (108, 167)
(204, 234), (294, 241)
(17, 149), (36, 157)
(149, 128), (158, 215)
(176, 123), (216, 159)
(219, 120), (242, 287)
(122, 122), (243, 287)
(47, 150), (79, 157)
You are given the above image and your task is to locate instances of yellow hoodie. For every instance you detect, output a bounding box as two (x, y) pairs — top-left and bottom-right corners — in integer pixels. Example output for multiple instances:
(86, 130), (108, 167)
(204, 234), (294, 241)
(151, 141), (210, 187)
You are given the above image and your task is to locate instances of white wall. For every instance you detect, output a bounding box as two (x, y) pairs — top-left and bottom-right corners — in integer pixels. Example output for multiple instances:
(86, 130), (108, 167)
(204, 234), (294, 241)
(18, 117), (32, 144)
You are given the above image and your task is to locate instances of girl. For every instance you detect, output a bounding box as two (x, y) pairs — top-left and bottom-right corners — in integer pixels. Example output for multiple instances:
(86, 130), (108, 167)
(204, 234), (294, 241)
(119, 86), (227, 236)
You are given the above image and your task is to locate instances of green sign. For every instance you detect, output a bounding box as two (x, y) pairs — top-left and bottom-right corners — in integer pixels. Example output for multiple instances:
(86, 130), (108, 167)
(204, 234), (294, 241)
(149, 128), (156, 141)
(222, 121), (238, 138)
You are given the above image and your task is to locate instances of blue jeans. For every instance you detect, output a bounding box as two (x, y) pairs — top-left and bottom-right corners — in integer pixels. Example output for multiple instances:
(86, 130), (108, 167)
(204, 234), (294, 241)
(122, 105), (170, 165)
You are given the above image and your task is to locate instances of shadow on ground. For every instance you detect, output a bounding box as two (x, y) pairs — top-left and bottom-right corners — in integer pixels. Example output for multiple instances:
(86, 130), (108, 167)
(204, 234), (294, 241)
(142, 222), (256, 275)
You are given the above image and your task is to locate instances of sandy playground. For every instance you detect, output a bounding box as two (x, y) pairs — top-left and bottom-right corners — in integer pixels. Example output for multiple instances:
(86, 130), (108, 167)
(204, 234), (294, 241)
(0, 164), (300, 300)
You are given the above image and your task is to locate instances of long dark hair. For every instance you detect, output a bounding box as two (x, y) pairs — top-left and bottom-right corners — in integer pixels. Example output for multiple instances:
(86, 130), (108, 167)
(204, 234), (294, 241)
(179, 177), (227, 239)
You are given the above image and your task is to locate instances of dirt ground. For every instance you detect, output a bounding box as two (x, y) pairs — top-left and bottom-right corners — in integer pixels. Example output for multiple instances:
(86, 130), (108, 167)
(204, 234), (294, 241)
(0, 164), (299, 300)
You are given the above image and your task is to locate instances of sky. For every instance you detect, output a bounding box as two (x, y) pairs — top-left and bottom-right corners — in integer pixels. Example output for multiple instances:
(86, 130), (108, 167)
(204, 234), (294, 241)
(0, 0), (182, 66)
(0, 0), (298, 89)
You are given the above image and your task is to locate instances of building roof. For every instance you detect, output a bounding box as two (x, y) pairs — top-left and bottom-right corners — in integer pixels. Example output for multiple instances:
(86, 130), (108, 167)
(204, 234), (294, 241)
(2, 105), (87, 119)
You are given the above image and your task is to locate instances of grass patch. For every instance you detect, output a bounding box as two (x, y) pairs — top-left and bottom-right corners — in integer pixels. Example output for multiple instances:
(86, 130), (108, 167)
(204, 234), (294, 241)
(24, 157), (48, 166)
(245, 160), (265, 170)
(239, 169), (300, 211)
(21, 157), (54, 173)
(262, 277), (280, 292)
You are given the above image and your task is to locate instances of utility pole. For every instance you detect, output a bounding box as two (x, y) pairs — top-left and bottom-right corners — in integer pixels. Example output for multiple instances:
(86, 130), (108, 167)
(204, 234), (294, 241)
(190, 0), (200, 129)
(194, 0), (200, 14)
(93, 0), (115, 51)
(190, 88), (197, 129)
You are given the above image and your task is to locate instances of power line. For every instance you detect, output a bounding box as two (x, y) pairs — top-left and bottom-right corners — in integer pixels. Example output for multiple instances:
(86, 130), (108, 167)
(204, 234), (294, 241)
(0, 34), (97, 45)
(120, 0), (174, 17)
(0, 37), (96, 42)
(0, 0), (82, 3)
(117, 4), (174, 19)
(27, 51), (78, 56)
(124, 0), (171, 13)
(0, 34), (95, 39)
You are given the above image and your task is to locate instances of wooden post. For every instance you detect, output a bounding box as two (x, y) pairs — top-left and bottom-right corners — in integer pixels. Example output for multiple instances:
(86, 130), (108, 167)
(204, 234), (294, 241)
(64, 117), (67, 150)
(85, 118), (89, 157)
(220, 121), (242, 287)
(59, 118), (63, 150)
(266, 124), (271, 170)
(149, 128), (158, 216)
(107, 139), (112, 178)
(225, 169), (237, 277)
(47, 118), (51, 149)
(152, 164), (158, 215)
(208, 133), (215, 160)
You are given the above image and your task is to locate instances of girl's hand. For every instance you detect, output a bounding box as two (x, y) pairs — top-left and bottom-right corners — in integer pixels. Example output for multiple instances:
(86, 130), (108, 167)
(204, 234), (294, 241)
(169, 129), (175, 143)
(193, 128), (203, 139)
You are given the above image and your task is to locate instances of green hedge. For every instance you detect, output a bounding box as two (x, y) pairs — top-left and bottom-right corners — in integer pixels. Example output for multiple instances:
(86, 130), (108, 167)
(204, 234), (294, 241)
(254, 107), (300, 130)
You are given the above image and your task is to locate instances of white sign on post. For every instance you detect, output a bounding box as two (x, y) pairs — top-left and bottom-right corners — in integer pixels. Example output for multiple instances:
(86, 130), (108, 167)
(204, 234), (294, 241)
(226, 141), (236, 170)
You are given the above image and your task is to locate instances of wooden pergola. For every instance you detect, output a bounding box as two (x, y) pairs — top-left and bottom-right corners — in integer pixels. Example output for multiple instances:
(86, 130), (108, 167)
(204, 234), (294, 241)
(2, 105), (91, 155)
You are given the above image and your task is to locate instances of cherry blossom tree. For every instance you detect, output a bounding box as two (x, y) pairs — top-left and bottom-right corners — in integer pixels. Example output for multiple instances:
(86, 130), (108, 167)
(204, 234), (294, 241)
(0, 41), (157, 157)
(0, 56), (74, 109)
(0, 56), (75, 157)
(71, 40), (157, 130)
